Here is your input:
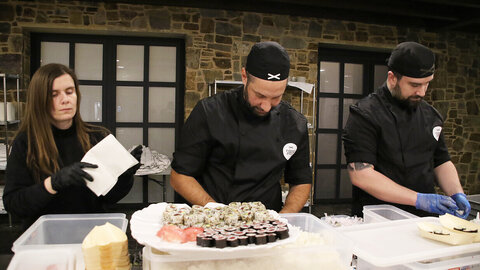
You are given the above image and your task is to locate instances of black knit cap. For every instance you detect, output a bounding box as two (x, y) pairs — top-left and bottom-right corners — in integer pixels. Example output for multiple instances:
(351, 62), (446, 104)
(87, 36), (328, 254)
(387, 42), (435, 78)
(246, 41), (290, 81)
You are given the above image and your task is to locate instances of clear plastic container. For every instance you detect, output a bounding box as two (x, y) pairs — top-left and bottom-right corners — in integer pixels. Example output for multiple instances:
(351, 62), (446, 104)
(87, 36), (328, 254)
(12, 213), (128, 252)
(339, 217), (480, 269)
(363, 204), (418, 223)
(468, 194), (480, 219)
(355, 252), (480, 270)
(143, 213), (353, 270)
(7, 248), (76, 270)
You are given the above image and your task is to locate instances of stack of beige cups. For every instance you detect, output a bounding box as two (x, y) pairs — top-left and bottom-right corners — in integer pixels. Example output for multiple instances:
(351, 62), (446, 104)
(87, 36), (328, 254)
(82, 222), (131, 270)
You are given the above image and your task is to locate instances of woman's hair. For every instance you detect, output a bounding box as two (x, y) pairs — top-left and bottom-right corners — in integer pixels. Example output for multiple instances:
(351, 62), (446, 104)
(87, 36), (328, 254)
(17, 63), (108, 181)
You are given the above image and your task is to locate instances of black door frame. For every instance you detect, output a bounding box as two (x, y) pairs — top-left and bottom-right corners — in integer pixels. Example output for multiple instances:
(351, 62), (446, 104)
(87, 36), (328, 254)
(314, 44), (390, 203)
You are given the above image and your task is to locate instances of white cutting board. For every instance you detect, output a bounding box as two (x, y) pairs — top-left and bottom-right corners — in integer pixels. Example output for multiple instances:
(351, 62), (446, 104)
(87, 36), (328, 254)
(338, 217), (480, 267)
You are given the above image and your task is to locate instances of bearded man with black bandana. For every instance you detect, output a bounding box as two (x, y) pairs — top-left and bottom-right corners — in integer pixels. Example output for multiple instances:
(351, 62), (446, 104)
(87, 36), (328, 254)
(170, 41), (311, 213)
(343, 42), (471, 218)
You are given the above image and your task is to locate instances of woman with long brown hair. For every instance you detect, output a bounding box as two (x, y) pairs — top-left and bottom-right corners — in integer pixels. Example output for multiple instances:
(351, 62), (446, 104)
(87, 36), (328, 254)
(3, 63), (141, 229)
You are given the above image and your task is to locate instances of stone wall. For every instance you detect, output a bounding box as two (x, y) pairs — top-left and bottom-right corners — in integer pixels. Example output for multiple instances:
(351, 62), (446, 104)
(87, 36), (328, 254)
(0, 0), (479, 193)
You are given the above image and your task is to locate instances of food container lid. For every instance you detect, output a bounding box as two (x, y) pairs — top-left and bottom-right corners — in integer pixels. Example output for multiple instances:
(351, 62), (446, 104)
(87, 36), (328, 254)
(338, 217), (480, 267)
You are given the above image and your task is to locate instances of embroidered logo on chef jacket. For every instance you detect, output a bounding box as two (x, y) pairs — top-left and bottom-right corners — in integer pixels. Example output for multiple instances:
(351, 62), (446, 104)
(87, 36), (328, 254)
(432, 126), (442, 141)
(283, 143), (297, 160)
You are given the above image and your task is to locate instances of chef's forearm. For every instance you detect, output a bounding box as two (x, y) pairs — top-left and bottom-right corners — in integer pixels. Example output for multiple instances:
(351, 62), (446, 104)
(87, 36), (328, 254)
(170, 168), (216, 206)
(348, 164), (417, 206)
(280, 183), (311, 213)
(434, 161), (464, 196)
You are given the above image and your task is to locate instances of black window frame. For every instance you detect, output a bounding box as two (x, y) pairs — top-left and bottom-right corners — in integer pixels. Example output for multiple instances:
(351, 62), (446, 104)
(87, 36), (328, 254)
(30, 33), (185, 150)
(314, 44), (390, 203)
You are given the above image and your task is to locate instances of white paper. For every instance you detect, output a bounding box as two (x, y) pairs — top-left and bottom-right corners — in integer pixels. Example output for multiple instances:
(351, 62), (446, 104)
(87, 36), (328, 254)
(82, 134), (138, 196)
(287, 81), (314, 94)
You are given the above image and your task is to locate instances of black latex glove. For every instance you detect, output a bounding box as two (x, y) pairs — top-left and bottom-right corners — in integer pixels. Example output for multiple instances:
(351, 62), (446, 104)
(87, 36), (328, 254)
(130, 145), (143, 162)
(124, 145), (143, 176)
(51, 162), (98, 191)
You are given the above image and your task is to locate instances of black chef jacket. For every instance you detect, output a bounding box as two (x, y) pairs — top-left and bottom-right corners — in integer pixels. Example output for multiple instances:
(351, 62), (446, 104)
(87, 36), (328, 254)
(172, 86), (312, 212)
(342, 84), (451, 216)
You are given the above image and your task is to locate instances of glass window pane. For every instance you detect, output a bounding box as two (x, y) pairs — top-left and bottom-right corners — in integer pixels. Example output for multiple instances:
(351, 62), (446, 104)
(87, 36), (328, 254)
(118, 176), (143, 203)
(319, 62), (339, 93)
(340, 169), (352, 199)
(317, 98), (339, 129)
(79, 85), (102, 122)
(149, 46), (176, 82)
(117, 45), (144, 81)
(315, 169), (336, 200)
(316, 134), (337, 164)
(41, 42), (69, 67)
(374, 65), (388, 90)
(75, 43), (103, 80)
(149, 87), (175, 123)
(343, 98), (359, 128)
(116, 127), (143, 149)
(148, 128), (175, 159)
(116, 86), (143, 122)
(344, 63), (363, 94)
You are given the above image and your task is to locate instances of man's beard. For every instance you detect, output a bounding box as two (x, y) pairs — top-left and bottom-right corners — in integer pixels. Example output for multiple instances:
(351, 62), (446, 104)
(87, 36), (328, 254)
(242, 83), (271, 118)
(391, 83), (423, 109)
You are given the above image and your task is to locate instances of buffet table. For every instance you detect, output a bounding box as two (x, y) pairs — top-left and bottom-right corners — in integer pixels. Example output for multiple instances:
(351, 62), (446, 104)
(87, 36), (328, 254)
(6, 204), (480, 270)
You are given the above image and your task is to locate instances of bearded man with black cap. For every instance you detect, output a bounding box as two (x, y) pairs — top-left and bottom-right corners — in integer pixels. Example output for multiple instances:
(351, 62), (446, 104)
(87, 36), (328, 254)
(170, 41), (311, 213)
(343, 42), (470, 218)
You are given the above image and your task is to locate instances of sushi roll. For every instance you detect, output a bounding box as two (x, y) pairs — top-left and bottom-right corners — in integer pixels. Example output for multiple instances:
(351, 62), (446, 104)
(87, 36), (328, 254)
(239, 224), (251, 230)
(238, 235), (248, 246)
(255, 234), (267, 245)
(246, 233), (256, 244)
(183, 214), (196, 227)
(227, 236), (239, 247)
(228, 202), (241, 209)
(213, 235), (227, 249)
(267, 233), (277, 243)
(225, 213), (239, 226)
(191, 205), (204, 212)
(254, 211), (271, 222)
(275, 226), (289, 239)
(241, 211), (254, 222)
(170, 213), (184, 225)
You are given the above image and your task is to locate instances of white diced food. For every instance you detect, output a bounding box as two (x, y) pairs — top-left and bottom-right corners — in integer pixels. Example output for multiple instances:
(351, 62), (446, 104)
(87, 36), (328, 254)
(417, 222), (474, 245)
(82, 222), (131, 270)
(439, 213), (480, 242)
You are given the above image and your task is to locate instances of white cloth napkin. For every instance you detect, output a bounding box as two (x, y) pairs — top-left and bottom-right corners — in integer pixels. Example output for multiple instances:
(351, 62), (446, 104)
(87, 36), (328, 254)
(129, 145), (171, 176)
(82, 134), (138, 196)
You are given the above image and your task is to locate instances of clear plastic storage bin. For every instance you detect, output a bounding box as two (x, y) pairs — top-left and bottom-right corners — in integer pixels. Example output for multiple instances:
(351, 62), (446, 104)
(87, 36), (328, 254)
(143, 213), (353, 270)
(356, 252), (480, 270)
(7, 247), (76, 270)
(363, 204), (418, 223)
(12, 213), (128, 252)
(10, 213), (128, 270)
(468, 194), (480, 219)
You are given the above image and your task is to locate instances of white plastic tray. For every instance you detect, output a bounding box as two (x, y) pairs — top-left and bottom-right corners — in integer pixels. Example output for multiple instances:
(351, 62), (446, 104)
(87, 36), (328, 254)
(338, 217), (480, 267)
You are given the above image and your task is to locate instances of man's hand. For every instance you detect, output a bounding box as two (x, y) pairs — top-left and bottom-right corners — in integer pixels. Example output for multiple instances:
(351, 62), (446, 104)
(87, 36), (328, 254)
(415, 193), (458, 215)
(51, 162), (97, 191)
(451, 193), (471, 219)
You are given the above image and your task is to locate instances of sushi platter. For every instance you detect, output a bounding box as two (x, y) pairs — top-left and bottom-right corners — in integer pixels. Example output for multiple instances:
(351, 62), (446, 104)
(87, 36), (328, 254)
(130, 202), (300, 257)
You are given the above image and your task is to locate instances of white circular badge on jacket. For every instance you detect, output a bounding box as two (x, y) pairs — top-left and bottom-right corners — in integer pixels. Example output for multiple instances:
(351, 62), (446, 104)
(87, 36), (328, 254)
(283, 143), (297, 160)
(432, 126), (442, 141)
